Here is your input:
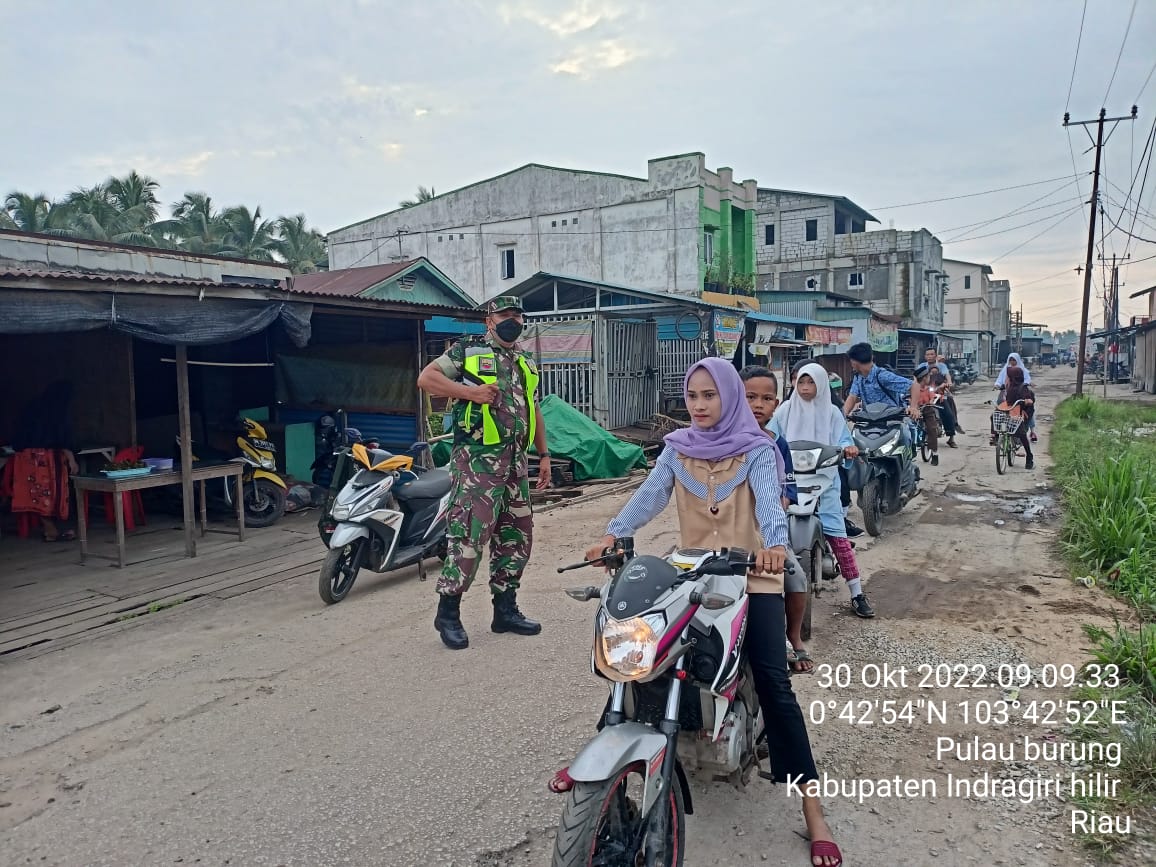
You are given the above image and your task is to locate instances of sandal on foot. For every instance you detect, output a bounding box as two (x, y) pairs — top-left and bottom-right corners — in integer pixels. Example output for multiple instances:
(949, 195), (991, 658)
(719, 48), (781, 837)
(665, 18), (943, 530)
(810, 840), (843, 866)
(789, 649), (815, 674)
(548, 767), (574, 794)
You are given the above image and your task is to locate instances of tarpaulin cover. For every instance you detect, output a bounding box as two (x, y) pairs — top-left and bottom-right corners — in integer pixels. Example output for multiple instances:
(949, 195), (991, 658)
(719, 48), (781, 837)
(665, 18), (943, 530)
(0, 289), (312, 347)
(432, 394), (648, 481)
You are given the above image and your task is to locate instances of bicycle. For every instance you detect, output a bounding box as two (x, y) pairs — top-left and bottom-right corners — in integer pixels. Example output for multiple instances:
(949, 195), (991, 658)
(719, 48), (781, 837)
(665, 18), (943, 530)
(991, 399), (1027, 475)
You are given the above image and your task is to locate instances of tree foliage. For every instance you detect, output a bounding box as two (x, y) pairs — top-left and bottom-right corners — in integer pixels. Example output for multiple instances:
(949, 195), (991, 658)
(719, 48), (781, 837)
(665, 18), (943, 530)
(3, 173), (328, 273)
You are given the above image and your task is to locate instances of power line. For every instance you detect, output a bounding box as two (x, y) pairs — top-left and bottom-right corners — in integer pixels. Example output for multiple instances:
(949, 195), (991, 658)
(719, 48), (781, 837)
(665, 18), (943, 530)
(992, 208), (1084, 264)
(869, 176), (1074, 210)
(1103, 0), (1139, 104)
(1065, 0), (1088, 111)
(1135, 58), (1156, 103)
(939, 178), (1080, 240)
(948, 204), (1085, 245)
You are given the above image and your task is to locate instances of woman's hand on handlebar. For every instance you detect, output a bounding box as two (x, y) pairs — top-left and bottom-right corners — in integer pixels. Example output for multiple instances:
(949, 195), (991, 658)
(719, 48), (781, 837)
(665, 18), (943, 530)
(585, 535), (617, 567)
(755, 545), (786, 575)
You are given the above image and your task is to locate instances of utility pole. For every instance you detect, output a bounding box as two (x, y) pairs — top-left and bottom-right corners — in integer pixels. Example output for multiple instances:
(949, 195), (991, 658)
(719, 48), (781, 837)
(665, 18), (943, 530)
(387, 226), (410, 261)
(1064, 106), (1138, 396)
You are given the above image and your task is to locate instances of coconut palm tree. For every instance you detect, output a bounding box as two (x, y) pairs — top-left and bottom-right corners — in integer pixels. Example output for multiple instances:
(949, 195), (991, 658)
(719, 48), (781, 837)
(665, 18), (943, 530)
(153, 192), (225, 253)
(217, 205), (276, 260)
(273, 214), (328, 273)
(399, 185), (436, 208)
(3, 192), (66, 233)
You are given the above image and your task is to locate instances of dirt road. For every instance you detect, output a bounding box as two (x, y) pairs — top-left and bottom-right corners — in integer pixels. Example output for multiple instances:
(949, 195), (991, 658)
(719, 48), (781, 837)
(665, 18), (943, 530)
(0, 365), (1129, 866)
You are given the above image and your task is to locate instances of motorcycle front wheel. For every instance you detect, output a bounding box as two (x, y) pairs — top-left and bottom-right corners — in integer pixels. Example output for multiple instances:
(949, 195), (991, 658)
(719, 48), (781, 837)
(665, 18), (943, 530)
(859, 478), (884, 537)
(552, 762), (685, 867)
(318, 541), (362, 604)
(245, 478), (286, 528)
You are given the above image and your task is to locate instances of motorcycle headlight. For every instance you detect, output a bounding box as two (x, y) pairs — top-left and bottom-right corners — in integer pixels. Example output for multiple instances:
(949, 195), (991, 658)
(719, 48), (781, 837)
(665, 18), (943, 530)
(330, 504), (351, 521)
(600, 614), (664, 679)
(259, 456), (276, 471)
(790, 448), (822, 472)
(878, 434), (901, 456)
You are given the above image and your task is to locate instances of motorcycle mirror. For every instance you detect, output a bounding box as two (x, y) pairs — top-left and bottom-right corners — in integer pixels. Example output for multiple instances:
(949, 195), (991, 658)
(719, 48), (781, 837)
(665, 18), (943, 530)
(564, 586), (600, 601)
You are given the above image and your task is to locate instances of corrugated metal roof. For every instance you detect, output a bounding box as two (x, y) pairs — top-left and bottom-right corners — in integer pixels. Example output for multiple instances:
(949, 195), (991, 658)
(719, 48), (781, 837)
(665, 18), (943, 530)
(287, 261), (414, 297)
(743, 311), (825, 327)
(0, 267), (273, 288)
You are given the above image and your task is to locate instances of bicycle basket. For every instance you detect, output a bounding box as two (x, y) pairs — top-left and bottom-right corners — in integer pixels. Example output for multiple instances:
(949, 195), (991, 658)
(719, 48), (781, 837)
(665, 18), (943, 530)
(992, 410), (1023, 434)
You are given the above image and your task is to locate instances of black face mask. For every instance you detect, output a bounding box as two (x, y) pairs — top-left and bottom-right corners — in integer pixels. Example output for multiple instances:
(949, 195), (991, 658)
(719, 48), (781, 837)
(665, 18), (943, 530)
(494, 318), (524, 343)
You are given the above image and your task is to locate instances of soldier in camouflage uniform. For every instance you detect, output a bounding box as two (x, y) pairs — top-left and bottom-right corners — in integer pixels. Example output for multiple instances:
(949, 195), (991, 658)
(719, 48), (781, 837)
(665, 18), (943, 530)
(416, 296), (551, 649)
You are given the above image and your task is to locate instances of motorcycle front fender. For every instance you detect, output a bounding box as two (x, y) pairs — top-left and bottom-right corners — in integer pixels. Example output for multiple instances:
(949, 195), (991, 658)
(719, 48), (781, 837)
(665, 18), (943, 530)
(789, 515), (822, 556)
(329, 523), (370, 550)
(568, 721), (671, 816)
(253, 469), (288, 489)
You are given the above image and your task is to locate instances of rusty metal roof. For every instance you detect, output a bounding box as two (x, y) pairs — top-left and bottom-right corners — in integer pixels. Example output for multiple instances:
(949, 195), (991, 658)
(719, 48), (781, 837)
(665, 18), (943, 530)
(287, 261), (415, 297)
(0, 267), (275, 288)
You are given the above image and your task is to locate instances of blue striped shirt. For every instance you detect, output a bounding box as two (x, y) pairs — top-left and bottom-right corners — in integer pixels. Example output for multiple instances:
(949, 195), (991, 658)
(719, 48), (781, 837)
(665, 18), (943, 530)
(849, 365), (912, 407)
(606, 445), (789, 549)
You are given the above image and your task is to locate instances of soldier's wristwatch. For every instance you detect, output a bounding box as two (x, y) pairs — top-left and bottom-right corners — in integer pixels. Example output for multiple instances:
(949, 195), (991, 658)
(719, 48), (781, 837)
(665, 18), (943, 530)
(539, 452), (551, 459)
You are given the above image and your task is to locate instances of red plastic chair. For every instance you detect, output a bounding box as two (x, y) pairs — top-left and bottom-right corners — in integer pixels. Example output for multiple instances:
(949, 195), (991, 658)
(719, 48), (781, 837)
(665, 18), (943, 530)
(83, 446), (148, 532)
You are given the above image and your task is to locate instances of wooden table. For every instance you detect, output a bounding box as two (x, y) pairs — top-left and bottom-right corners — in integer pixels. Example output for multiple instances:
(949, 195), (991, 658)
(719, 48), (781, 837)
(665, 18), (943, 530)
(74, 463), (246, 567)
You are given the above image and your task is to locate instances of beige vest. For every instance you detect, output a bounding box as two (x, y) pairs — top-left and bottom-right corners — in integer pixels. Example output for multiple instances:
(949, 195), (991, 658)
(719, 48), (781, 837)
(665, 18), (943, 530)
(672, 455), (784, 595)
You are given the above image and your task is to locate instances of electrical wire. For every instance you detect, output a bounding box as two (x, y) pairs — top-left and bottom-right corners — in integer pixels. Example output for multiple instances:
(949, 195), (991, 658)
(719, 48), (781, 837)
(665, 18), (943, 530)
(1103, 0), (1138, 104)
(948, 203), (1085, 245)
(869, 176), (1074, 210)
(1065, 0), (1088, 112)
(1135, 57), (1156, 103)
(992, 208), (1084, 264)
(939, 178), (1080, 240)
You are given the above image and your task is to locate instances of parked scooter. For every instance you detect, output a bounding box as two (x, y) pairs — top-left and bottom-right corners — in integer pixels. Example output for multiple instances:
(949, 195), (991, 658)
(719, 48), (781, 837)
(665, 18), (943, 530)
(317, 442), (452, 604)
(311, 409), (379, 489)
(173, 417), (288, 528)
(786, 440), (843, 639)
(847, 402), (920, 536)
(552, 540), (768, 866)
(950, 363), (978, 386)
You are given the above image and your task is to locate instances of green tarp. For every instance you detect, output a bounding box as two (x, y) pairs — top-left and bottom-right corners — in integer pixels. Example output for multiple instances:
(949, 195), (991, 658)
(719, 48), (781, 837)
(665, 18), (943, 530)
(431, 394), (649, 480)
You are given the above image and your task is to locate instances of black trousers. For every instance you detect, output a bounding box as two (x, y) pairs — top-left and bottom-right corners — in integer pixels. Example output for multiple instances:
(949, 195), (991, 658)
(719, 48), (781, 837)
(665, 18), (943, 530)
(838, 465), (851, 509)
(746, 593), (819, 783)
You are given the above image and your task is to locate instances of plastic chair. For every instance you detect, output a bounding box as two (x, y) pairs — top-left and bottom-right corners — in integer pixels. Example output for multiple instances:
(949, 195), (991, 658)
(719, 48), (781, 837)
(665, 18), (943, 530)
(83, 446), (148, 532)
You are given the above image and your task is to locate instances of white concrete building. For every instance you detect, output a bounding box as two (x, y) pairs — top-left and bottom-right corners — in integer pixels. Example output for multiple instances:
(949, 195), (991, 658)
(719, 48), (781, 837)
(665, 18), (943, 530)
(328, 153), (759, 303)
(943, 259), (1000, 369)
(755, 189), (948, 335)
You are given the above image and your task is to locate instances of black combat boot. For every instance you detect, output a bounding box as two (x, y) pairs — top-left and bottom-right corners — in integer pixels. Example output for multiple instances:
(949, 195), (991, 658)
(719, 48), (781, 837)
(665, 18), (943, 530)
(491, 589), (542, 636)
(434, 593), (469, 650)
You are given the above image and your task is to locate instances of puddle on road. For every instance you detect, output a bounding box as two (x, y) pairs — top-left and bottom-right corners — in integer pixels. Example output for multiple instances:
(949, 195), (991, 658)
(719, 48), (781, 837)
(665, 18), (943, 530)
(940, 489), (1058, 523)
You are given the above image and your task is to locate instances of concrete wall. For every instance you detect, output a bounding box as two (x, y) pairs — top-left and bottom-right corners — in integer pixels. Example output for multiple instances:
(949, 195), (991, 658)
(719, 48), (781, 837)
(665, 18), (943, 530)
(329, 154), (755, 302)
(0, 232), (289, 282)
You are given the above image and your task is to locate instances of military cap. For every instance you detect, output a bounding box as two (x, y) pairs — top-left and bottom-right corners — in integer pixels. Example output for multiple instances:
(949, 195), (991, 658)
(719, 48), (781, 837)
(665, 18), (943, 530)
(485, 296), (524, 313)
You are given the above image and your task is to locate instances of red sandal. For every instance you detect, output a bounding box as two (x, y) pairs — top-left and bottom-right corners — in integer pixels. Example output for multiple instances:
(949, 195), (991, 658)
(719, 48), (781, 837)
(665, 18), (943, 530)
(548, 767), (574, 794)
(810, 840), (843, 867)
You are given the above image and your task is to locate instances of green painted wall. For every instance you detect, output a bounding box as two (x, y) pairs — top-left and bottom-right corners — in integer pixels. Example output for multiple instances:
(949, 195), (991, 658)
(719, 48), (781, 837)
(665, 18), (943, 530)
(363, 269), (463, 307)
(699, 193), (721, 286)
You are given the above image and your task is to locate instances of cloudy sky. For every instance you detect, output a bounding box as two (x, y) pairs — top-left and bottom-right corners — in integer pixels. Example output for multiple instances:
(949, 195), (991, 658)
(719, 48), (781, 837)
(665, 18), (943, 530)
(3, 0), (1155, 330)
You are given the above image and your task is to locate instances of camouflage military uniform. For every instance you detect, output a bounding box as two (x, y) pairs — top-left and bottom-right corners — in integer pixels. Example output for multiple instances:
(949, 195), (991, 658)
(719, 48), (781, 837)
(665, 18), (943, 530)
(432, 327), (537, 596)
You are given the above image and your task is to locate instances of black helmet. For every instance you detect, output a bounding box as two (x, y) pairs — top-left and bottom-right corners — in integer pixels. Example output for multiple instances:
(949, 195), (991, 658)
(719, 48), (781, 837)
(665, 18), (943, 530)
(914, 362), (930, 379)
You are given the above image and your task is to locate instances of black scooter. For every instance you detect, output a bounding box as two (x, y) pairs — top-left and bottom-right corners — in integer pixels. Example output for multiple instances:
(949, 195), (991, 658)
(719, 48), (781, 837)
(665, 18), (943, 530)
(846, 402), (921, 536)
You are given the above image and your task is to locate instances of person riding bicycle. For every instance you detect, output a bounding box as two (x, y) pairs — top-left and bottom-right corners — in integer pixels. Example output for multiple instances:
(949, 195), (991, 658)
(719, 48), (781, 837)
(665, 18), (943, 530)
(913, 363), (945, 465)
(993, 353), (1036, 444)
(996, 366), (1035, 469)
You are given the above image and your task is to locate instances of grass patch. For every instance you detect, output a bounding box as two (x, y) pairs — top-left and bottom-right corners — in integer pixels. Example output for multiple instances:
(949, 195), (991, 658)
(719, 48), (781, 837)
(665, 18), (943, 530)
(1051, 396), (1156, 619)
(1052, 396), (1156, 857)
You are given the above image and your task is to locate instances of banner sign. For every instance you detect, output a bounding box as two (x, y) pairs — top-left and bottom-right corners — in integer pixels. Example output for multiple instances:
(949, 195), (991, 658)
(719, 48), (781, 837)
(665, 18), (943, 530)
(805, 325), (853, 346)
(712, 310), (746, 359)
(868, 317), (899, 352)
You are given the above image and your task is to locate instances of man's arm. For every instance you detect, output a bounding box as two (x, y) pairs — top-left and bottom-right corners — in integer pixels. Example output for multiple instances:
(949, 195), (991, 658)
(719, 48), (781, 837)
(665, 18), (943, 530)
(417, 360), (497, 404)
(533, 404), (548, 454)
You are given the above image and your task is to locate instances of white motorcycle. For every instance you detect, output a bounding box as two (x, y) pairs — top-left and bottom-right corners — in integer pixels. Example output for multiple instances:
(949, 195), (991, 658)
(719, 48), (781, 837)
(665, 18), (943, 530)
(317, 443), (452, 604)
(552, 541), (780, 866)
(786, 440), (845, 639)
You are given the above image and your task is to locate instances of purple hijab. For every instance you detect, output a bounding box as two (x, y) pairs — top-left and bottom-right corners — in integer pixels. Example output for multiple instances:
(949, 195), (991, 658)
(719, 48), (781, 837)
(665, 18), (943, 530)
(664, 357), (772, 461)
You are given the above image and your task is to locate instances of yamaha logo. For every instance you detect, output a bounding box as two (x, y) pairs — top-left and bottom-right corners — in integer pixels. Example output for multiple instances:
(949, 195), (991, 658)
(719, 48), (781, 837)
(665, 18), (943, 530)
(617, 601), (628, 612)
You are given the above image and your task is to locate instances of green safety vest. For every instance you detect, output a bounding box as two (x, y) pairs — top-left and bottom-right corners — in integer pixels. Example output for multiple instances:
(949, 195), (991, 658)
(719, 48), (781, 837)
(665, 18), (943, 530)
(456, 350), (539, 448)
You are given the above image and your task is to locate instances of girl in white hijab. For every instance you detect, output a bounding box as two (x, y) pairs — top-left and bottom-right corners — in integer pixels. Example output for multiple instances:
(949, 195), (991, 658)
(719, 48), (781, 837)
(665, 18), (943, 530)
(769, 363), (874, 619)
(993, 352), (1037, 442)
